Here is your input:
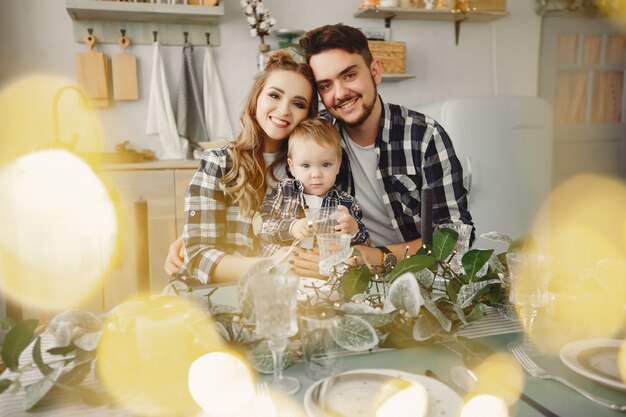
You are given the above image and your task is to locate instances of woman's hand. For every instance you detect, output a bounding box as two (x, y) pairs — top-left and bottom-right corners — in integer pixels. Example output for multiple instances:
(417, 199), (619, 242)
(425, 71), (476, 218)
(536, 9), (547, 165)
(334, 205), (358, 236)
(289, 246), (322, 278)
(290, 218), (312, 241)
(164, 236), (185, 276)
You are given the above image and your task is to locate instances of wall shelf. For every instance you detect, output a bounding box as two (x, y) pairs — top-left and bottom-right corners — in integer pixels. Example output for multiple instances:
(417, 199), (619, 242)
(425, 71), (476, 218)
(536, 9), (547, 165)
(65, 0), (224, 45)
(382, 73), (416, 81)
(355, 7), (508, 45)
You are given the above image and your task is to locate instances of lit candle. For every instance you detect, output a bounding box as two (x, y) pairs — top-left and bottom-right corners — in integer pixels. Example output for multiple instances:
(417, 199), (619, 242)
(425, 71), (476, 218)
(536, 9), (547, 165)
(420, 186), (433, 246)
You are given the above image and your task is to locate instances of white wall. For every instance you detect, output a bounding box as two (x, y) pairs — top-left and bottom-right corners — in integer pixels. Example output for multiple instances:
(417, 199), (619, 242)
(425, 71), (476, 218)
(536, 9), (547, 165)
(0, 0), (541, 156)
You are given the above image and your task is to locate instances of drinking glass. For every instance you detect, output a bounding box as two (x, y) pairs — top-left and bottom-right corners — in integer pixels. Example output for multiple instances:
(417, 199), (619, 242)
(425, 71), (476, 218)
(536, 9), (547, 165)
(307, 205), (340, 235)
(299, 310), (343, 380)
(248, 271), (301, 394)
(317, 233), (352, 276)
(506, 252), (551, 355)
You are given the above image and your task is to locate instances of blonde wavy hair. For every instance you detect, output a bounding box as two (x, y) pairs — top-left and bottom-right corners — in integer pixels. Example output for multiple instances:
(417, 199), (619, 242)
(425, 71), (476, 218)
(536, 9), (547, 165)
(221, 50), (318, 217)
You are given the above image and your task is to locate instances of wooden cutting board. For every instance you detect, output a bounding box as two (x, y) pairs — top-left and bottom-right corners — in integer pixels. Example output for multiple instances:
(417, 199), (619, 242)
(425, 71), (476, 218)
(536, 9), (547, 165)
(112, 35), (139, 101)
(76, 34), (110, 107)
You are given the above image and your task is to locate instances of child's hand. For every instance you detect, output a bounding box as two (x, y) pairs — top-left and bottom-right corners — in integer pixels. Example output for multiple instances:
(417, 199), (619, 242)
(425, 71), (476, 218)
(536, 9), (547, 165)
(290, 218), (312, 241)
(335, 205), (358, 236)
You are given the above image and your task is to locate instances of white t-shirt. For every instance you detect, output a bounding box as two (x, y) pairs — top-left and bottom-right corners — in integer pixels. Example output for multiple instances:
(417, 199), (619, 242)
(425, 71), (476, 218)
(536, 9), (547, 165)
(343, 130), (404, 246)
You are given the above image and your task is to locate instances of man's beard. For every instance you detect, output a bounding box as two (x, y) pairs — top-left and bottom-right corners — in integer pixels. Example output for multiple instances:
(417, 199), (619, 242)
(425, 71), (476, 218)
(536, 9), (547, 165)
(335, 78), (377, 128)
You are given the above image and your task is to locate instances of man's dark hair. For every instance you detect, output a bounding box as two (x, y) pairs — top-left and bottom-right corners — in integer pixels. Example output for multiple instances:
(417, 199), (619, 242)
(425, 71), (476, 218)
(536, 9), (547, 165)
(299, 24), (373, 66)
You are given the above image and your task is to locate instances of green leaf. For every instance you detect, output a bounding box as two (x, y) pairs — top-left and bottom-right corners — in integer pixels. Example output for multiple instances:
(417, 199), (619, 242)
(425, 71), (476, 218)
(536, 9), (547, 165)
(422, 295), (452, 332)
(466, 303), (486, 322)
(340, 266), (371, 302)
(488, 283), (503, 305)
(412, 310), (442, 341)
(388, 255), (436, 282)
(32, 337), (54, 376)
(339, 303), (396, 327)
(456, 279), (501, 309)
(47, 344), (76, 356)
(332, 315), (379, 352)
(461, 249), (493, 280)
(0, 317), (17, 330)
(508, 234), (536, 253)
(246, 340), (296, 375)
(384, 273), (424, 317)
(0, 379), (12, 394)
(23, 366), (63, 410)
(432, 228), (458, 261)
(58, 362), (92, 386)
(2, 319), (38, 371)
(446, 279), (462, 303)
(480, 231), (513, 244)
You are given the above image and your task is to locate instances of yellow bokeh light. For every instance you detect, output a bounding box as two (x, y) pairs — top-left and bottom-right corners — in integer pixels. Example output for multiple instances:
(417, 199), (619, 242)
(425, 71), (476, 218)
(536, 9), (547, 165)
(531, 174), (626, 351)
(98, 295), (226, 417)
(0, 150), (117, 311)
(0, 75), (103, 166)
(460, 394), (509, 417)
(595, 0), (626, 31)
(188, 352), (256, 416)
(470, 352), (524, 407)
(375, 378), (428, 417)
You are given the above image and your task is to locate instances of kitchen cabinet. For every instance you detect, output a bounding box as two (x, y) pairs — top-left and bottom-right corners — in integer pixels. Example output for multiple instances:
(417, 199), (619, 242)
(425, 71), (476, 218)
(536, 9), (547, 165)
(11, 162), (198, 322)
(100, 163), (197, 311)
(65, 0), (225, 46)
(354, 6), (508, 45)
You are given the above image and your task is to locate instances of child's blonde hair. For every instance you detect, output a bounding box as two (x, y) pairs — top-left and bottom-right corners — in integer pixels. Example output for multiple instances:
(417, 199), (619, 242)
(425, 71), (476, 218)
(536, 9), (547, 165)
(287, 118), (342, 159)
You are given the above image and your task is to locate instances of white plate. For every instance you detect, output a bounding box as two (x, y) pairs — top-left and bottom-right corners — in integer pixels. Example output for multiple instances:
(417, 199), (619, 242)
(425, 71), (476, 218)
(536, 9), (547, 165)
(303, 368), (462, 417)
(560, 339), (626, 391)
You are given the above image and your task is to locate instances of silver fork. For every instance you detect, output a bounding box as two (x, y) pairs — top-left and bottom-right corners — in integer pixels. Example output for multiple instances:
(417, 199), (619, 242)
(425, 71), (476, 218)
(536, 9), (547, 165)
(255, 381), (277, 417)
(509, 344), (626, 411)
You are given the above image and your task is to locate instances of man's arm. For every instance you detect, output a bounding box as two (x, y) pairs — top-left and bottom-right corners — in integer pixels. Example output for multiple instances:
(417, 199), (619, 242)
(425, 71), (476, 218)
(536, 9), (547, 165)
(353, 238), (422, 267)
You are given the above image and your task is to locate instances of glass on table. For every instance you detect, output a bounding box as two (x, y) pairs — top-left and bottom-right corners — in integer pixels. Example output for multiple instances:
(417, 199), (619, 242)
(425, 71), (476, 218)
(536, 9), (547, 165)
(248, 270), (301, 394)
(317, 233), (352, 277)
(506, 252), (551, 356)
(299, 309), (343, 380)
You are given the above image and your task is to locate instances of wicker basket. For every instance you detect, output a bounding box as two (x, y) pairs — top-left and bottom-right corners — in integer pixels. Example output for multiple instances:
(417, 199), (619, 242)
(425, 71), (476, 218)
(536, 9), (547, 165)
(457, 0), (506, 12)
(368, 41), (406, 74)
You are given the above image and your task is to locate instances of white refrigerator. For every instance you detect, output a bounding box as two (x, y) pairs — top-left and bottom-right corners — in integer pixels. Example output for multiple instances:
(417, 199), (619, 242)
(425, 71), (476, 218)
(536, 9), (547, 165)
(415, 96), (553, 252)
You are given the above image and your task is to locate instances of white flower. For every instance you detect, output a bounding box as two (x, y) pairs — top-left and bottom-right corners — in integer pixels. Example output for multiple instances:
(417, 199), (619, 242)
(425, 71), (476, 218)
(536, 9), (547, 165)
(247, 16), (256, 25)
(245, 4), (253, 14)
(240, 0), (248, 7)
(250, 28), (258, 37)
(269, 17), (277, 26)
(259, 21), (269, 31)
(256, 3), (265, 13)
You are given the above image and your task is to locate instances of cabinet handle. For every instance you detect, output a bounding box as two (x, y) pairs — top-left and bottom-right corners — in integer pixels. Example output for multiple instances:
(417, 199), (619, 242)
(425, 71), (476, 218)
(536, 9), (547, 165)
(135, 198), (150, 292)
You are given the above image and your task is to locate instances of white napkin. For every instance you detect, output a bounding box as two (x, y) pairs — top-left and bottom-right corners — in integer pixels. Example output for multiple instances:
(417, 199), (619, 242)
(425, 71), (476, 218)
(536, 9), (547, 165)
(203, 46), (235, 142)
(146, 41), (187, 160)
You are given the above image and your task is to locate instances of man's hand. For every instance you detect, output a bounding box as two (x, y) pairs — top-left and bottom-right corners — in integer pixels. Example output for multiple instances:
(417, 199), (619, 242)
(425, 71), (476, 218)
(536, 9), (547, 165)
(290, 218), (312, 241)
(350, 244), (382, 268)
(334, 205), (358, 236)
(164, 236), (185, 276)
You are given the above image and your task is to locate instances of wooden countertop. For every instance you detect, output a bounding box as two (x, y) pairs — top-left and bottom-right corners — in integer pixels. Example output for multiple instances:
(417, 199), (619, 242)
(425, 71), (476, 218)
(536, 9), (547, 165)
(98, 159), (200, 171)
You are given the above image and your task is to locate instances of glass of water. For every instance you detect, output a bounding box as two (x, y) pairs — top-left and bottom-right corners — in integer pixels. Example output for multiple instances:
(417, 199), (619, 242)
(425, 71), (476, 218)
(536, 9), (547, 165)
(248, 271), (301, 394)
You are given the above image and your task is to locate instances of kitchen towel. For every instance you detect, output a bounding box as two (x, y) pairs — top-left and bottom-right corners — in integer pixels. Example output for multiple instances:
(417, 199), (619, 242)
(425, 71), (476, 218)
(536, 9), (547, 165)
(203, 46), (235, 142)
(146, 41), (186, 160)
(176, 42), (208, 159)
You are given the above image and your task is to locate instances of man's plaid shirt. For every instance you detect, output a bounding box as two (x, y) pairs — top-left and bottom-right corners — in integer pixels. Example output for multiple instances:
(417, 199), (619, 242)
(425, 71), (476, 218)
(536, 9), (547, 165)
(331, 98), (473, 242)
(258, 178), (369, 246)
